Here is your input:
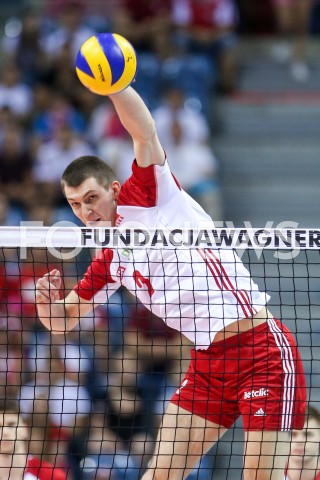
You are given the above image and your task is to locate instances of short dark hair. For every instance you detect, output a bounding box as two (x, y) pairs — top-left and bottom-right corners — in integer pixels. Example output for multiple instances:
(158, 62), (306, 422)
(61, 156), (117, 195)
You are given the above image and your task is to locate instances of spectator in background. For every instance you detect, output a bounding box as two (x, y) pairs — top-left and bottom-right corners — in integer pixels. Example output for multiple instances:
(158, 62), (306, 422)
(0, 317), (23, 403)
(113, 0), (175, 60)
(46, 35), (83, 102)
(171, 0), (240, 94)
(153, 86), (222, 221)
(20, 336), (92, 475)
(152, 86), (211, 147)
(80, 401), (143, 480)
(122, 302), (192, 428)
(106, 349), (155, 451)
(0, 105), (16, 146)
(73, 85), (100, 126)
(0, 126), (35, 224)
(310, 0), (320, 34)
(104, 372), (156, 478)
(0, 193), (9, 225)
(13, 248), (64, 324)
(32, 122), (94, 222)
(0, 400), (67, 480)
(87, 99), (133, 183)
(31, 91), (87, 143)
(271, 0), (314, 82)
(285, 405), (320, 480)
(1, 8), (50, 87)
(42, 0), (96, 64)
(0, 61), (33, 122)
(66, 293), (129, 401)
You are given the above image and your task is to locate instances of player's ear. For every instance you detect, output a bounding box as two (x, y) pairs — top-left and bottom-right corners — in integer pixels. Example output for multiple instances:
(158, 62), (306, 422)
(111, 181), (121, 200)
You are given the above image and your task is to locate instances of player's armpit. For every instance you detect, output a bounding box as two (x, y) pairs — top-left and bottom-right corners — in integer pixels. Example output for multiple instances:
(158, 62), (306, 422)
(133, 133), (165, 168)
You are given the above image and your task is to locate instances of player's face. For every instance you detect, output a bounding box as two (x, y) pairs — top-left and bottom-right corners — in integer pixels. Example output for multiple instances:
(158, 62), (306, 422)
(65, 177), (121, 227)
(0, 413), (26, 455)
(290, 417), (320, 463)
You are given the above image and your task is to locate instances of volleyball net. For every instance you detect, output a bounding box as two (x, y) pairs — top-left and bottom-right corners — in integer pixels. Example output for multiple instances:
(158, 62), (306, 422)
(0, 226), (319, 480)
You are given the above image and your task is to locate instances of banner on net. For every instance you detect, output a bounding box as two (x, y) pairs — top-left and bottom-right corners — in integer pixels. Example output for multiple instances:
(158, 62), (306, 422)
(1, 226), (320, 250)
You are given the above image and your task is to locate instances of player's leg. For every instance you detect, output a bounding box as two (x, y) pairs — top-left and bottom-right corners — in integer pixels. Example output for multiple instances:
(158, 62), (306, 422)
(239, 317), (307, 480)
(141, 401), (227, 480)
(243, 430), (290, 480)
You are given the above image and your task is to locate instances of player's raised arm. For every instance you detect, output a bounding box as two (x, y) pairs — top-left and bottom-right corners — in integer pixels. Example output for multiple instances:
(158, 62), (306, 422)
(109, 86), (165, 168)
(75, 32), (164, 168)
(35, 269), (93, 334)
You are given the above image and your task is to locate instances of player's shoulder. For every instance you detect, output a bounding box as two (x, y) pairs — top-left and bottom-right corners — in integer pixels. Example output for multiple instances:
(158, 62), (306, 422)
(119, 158), (181, 208)
(118, 160), (158, 208)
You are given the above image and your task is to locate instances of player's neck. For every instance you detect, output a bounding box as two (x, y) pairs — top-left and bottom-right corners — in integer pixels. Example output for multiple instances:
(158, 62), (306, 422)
(0, 454), (26, 480)
(287, 457), (320, 480)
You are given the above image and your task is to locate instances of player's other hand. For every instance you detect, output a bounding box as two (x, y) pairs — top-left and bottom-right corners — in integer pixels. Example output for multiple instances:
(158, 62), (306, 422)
(35, 269), (61, 304)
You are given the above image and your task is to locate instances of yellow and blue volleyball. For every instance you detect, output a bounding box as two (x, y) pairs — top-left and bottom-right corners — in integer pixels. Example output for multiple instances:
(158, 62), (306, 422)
(76, 33), (137, 95)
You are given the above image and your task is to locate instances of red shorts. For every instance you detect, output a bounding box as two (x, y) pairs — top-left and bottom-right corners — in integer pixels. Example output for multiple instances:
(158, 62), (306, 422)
(170, 318), (306, 431)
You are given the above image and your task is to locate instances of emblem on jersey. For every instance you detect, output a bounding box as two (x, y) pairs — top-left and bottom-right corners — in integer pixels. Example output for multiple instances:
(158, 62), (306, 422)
(121, 248), (132, 259)
(116, 266), (126, 280)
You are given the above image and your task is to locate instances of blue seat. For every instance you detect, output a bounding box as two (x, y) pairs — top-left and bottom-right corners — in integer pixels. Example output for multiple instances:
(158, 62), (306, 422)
(133, 53), (162, 110)
(161, 54), (217, 114)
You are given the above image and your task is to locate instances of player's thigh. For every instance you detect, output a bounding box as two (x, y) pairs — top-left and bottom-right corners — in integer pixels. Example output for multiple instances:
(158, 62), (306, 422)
(146, 401), (226, 479)
(243, 430), (290, 480)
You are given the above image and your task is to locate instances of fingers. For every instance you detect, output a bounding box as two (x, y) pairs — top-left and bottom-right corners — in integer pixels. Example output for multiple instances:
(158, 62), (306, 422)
(44, 269), (61, 281)
(45, 269), (62, 288)
(36, 270), (61, 304)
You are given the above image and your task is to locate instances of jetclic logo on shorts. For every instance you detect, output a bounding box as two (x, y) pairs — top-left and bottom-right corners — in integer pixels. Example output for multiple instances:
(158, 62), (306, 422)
(243, 388), (269, 400)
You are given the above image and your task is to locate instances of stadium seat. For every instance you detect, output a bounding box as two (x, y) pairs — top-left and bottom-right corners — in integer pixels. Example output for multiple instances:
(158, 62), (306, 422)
(132, 53), (162, 110)
(161, 54), (217, 114)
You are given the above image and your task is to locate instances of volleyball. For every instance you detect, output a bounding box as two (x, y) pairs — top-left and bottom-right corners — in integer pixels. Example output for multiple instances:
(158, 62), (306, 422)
(75, 33), (137, 95)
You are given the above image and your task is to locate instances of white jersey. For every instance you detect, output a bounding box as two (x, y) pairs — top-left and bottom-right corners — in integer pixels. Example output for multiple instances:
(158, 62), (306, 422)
(75, 160), (269, 349)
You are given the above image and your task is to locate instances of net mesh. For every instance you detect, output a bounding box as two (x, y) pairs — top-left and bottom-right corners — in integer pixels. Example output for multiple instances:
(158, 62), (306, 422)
(0, 227), (319, 480)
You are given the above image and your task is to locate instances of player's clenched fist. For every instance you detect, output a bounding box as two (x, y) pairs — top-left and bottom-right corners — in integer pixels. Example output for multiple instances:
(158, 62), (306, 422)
(36, 269), (61, 304)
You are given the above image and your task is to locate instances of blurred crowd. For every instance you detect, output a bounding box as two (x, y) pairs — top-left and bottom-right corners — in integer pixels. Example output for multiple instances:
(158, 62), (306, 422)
(1, 0), (320, 227)
(0, 246), (194, 479)
(0, 0), (320, 479)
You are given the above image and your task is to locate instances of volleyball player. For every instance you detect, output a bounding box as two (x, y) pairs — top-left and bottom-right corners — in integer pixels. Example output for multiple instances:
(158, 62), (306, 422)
(35, 85), (306, 480)
(0, 403), (67, 480)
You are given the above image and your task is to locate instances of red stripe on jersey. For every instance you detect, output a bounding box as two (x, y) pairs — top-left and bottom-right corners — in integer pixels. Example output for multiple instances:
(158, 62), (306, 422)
(197, 248), (226, 296)
(26, 457), (67, 480)
(197, 248), (224, 290)
(171, 172), (182, 190)
(206, 249), (255, 317)
(241, 289), (257, 315)
(118, 160), (157, 207)
(74, 248), (116, 301)
(197, 249), (253, 318)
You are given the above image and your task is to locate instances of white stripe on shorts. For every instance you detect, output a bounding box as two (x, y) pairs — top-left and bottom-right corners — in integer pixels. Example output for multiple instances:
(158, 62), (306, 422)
(267, 318), (295, 431)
